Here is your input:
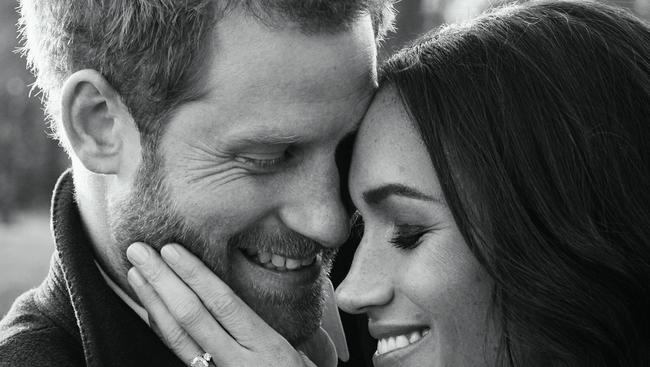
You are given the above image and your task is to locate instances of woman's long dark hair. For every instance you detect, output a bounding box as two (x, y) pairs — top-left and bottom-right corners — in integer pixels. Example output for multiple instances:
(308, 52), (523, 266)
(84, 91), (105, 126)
(381, 1), (650, 366)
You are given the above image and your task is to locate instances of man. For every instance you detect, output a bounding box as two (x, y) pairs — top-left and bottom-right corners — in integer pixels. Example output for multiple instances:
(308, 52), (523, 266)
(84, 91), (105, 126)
(0, 0), (394, 365)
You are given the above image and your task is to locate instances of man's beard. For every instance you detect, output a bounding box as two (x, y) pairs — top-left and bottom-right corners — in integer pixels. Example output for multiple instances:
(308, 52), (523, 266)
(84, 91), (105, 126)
(108, 154), (337, 345)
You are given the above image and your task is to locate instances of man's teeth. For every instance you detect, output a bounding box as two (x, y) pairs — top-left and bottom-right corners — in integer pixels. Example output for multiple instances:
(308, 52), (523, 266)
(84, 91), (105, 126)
(375, 329), (429, 356)
(243, 248), (316, 271)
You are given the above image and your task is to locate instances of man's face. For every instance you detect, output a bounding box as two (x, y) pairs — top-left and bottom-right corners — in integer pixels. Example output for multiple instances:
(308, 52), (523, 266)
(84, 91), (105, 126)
(110, 13), (377, 345)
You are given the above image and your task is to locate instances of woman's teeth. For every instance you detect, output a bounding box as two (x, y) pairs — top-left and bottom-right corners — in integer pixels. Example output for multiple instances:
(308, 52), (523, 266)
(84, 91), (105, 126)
(375, 329), (429, 356)
(243, 248), (317, 271)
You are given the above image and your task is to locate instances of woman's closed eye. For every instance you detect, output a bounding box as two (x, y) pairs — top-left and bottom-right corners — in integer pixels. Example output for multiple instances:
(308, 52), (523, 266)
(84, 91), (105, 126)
(389, 224), (432, 250)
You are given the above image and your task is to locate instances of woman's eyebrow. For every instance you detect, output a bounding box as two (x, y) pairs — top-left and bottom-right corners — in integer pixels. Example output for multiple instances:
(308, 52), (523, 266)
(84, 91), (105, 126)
(362, 183), (445, 206)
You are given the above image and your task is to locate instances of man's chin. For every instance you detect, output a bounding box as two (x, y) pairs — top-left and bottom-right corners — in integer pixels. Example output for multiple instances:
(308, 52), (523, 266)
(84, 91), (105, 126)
(229, 279), (326, 345)
(252, 295), (324, 346)
(221, 246), (329, 345)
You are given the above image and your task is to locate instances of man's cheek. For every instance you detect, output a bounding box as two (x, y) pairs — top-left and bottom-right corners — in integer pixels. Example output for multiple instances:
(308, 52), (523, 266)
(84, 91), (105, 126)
(181, 203), (272, 244)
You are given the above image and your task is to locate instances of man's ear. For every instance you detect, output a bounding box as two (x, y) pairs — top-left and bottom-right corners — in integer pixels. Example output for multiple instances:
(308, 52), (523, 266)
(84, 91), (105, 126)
(60, 69), (137, 174)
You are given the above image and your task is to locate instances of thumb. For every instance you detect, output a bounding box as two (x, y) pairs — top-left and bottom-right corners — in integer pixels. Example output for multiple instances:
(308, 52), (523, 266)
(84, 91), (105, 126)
(297, 327), (337, 367)
(298, 351), (319, 367)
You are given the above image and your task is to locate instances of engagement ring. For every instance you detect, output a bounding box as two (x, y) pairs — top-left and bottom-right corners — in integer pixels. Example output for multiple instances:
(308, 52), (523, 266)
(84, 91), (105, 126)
(190, 352), (212, 367)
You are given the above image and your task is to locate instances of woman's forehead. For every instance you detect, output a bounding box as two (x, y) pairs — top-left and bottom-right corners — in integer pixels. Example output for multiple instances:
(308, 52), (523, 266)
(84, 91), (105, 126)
(350, 87), (437, 201)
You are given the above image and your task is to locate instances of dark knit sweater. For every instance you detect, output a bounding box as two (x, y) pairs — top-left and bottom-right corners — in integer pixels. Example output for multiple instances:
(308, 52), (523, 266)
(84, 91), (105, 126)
(0, 171), (193, 366)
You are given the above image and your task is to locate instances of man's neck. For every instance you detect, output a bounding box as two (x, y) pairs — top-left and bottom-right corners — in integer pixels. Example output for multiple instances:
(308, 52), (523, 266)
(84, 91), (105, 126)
(95, 260), (150, 324)
(73, 168), (140, 303)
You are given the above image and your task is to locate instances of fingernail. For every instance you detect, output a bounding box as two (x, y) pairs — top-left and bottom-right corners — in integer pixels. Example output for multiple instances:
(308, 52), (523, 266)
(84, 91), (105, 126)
(161, 244), (180, 264)
(127, 242), (148, 266)
(128, 267), (146, 287)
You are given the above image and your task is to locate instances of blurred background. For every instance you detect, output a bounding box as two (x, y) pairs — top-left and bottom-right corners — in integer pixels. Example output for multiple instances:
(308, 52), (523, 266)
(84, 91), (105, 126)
(0, 0), (648, 315)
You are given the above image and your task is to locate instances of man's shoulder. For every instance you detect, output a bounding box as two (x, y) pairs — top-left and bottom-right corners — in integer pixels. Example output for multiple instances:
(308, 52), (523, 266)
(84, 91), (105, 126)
(0, 289), (84, 366)
(0, 324), (85, 367)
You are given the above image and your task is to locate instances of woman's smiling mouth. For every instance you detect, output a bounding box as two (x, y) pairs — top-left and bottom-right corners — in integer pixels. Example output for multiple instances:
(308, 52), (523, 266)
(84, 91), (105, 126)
(369, 323), (432, 366)
(375, 327), (430, 356)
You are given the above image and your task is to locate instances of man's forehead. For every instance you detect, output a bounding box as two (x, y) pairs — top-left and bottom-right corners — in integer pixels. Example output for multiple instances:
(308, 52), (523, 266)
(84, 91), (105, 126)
(165, 11), (377, 147)
(186, 90), (368, 148)
(202, 12), (378, 102)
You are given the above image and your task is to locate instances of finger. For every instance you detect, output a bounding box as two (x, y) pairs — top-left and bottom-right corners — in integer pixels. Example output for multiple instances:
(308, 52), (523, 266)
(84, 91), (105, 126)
(126, 243), (239, 359)
(322, 278), (348, 361)
(160, 244), (276, 346)
(127, 267), (205, 364)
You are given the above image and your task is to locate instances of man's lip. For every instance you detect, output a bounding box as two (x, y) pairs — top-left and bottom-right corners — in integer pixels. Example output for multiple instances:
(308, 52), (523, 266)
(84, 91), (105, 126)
(237, 246), (319, 261)
(232, 247), (321, 289)
(368, 322), (431, 340)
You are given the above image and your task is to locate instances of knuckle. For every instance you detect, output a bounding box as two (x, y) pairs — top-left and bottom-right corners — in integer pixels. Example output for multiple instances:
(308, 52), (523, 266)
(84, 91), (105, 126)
(143, 262), (164, 283)
(171, 300), (203, 328)
(211, 292), (239, 321)
(178, 263), (201, 285)
(163, 326), (189, 351)
(136, 288), (158, 306)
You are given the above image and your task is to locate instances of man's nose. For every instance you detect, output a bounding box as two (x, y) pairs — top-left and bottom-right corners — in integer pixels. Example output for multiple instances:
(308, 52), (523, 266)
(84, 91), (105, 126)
(278, 158), (351, 248)
(336, 237), (394, 314)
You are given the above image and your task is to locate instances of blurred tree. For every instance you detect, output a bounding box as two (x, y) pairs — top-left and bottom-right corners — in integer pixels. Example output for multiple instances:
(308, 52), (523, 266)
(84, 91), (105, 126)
(0, 0), (69, 222)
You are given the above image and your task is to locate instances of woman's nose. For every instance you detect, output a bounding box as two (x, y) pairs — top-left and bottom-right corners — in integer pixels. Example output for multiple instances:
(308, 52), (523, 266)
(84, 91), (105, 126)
(336, 238), (394, 314)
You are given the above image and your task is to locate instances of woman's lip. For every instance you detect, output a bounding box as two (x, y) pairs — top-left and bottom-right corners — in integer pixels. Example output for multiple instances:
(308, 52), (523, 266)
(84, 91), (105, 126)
(371, 326), (431, 367)
(368, 323), (430, 340)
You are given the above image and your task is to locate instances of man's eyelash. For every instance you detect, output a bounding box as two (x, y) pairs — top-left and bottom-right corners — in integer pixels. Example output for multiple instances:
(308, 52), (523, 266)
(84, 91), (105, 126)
(235, 150), (295, 171)
(240, 156), (286, 169)
(389, 224), (430, 250)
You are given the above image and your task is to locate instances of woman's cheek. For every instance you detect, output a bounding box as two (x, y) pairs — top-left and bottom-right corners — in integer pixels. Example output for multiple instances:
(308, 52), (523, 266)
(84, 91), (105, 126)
(398, 236), (495, 366)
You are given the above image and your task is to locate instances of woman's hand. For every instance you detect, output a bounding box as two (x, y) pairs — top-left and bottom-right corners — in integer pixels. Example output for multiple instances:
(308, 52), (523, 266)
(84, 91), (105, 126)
(125, 242), (334, 367)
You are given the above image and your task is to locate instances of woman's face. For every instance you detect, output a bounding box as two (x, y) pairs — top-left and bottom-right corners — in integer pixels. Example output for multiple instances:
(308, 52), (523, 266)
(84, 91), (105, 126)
(336, 87), (499, 367)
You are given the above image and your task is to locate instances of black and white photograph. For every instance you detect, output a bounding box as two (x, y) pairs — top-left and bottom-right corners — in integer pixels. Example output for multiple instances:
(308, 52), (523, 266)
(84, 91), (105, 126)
(0, 0), (649, 366)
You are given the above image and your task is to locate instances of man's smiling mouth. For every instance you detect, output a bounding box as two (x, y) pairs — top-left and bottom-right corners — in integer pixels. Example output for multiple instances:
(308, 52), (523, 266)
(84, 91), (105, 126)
(240, 247), (319, 272)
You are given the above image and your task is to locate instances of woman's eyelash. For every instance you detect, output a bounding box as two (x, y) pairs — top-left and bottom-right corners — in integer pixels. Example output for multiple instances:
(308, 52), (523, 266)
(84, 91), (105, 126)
(389, 224), (430, 250)
(350, 210), (365, 238)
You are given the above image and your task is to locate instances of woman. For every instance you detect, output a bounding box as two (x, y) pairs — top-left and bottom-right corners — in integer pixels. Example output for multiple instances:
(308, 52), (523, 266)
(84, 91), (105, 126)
(337, 1), (650, 366)
(127, 1), (650, 366)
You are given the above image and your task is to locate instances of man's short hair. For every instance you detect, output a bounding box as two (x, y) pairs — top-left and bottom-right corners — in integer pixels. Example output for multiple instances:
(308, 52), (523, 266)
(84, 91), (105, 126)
(18, 0), (395, 151)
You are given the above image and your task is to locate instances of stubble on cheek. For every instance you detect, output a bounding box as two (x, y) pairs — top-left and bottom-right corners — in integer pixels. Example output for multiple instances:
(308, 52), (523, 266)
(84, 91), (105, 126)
(109, 184), (328, 346)
(108, 149), (334, 345)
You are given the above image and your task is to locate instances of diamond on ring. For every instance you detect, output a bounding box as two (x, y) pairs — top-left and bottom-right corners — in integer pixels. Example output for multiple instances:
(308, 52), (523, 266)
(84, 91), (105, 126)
(190, 352), (212, 367)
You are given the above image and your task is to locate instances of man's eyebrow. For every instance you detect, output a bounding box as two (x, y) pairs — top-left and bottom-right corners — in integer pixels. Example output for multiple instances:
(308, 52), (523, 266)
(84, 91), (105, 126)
(362, 183), (445, 206)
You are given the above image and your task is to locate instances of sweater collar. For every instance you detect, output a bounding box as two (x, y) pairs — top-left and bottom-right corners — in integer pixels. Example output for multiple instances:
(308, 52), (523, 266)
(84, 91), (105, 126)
(49, 170), (186, 367)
